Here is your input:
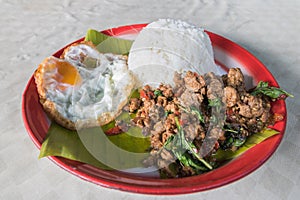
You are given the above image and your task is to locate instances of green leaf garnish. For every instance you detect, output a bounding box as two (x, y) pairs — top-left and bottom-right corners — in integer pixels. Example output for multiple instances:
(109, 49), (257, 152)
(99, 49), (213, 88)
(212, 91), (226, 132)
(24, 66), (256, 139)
(179, 105), (205, 123)
(39, 120), (150, 170)
(251, 81), (294, 99)
(208, 98), (222, 107)
(213, 128), (280, 161)
(168, 117), (213, 170)
(190, 106), (205, 123)
(39, 122), (111, 170)
(129, 89), (140, 99)
(154, 89), (162, 97)
(85, 29), (133, 55)
(164, 110), (173, 117)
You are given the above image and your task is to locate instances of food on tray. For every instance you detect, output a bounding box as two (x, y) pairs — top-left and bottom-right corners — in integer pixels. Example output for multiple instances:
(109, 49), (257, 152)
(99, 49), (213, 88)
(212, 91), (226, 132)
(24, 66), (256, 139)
(34, 41), (135, 130)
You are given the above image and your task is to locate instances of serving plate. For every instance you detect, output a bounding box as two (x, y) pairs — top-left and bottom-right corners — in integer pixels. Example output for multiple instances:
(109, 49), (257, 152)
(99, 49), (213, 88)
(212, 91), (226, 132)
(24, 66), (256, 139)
(22, 24), (286, 194)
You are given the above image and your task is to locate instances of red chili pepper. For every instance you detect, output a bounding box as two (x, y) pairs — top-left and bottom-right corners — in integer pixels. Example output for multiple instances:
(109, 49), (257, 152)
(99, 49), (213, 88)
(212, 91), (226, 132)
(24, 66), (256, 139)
(174, 110), (180, 116)
(226, 108), (234, 116)
(140, 90), (149, 100)
(104, 126), (123, 135)
(214, 141), (220, 150)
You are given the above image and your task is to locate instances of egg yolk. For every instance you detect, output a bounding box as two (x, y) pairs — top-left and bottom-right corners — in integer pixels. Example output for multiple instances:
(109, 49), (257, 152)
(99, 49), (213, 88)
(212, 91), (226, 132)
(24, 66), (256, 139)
(44, 57), (82, 90)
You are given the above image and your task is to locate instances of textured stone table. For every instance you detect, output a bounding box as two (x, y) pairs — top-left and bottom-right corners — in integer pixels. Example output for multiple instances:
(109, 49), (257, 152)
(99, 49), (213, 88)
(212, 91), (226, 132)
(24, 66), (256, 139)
(1, 0), (299, 199)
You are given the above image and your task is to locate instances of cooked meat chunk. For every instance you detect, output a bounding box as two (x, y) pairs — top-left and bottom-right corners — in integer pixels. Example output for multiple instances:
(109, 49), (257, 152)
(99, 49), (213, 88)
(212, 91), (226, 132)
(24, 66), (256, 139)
(159, 148), (175, 161)
(150, 130), (163, 150)
(184, 71), (205, 92)
(129, 98), (141, 112)
(143, 117), (152, 127)
(226, 68), (245, 92)
(156, 96), (168, 107)
(143, 99), (155, 111)
(224, 86), (239, 108)
(200, 129), (222, 157)
(261, 110), (271, 123)
(165, 102), (179, 113)
(159, 84), (174, 98)
(237, 94), (267, 118)
(205, 72), (224, 100)
(184, 123), (202, 140)
(153, 121), (166, 133)
(179, 90), (201, 108)
(165, 117), (176, 132)
(247, 95), (264, 117)
(237, 102), (253, 118)
(197, 87), (206, 103)
(149, 105), (165, 122)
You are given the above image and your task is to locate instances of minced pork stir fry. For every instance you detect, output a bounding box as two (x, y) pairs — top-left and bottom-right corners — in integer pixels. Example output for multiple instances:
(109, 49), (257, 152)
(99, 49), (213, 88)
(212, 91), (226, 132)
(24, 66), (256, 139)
(119, 68), (291, 178)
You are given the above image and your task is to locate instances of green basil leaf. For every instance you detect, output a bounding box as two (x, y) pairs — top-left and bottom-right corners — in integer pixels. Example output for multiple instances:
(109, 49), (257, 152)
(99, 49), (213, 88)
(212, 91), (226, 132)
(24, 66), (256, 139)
(257, 81), (269, 88)
(252, 81), (294, 99)
(208, 98), (222, 107)
(154, 90), (162, 97)
(190, 106), (205, 123)
(173, 117), (213, 170)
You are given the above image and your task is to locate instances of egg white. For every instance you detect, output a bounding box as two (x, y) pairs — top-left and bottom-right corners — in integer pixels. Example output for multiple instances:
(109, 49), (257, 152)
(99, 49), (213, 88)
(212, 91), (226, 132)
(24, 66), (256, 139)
(43, 43), (135, 128)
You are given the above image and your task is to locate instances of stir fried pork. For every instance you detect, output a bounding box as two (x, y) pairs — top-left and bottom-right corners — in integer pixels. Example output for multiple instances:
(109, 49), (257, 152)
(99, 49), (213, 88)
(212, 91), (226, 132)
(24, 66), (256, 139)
(128, 68), (274, 178)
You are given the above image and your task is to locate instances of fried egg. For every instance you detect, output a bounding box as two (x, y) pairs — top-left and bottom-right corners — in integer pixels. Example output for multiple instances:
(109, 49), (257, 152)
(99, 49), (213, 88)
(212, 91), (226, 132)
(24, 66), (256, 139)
(35, 42), (135, 130)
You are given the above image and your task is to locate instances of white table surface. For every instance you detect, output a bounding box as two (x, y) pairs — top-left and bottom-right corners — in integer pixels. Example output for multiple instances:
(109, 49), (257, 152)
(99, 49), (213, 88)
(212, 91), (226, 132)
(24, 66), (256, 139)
(1, 0), (299, 199)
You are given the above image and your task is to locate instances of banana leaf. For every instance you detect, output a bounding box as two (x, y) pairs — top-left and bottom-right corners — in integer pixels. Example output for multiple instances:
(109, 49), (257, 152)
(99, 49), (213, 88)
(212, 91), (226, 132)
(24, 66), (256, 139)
(39, 121), (150, 170)
(213, 128), (280, 161)
(85, 29), (133, 55)
(39, 123), (280, 170)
